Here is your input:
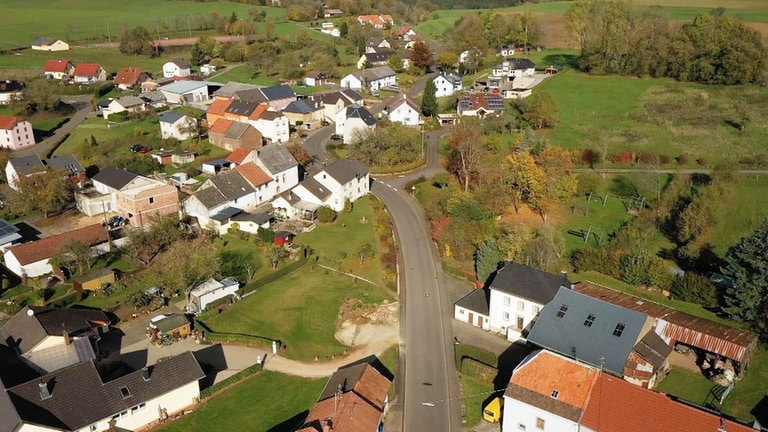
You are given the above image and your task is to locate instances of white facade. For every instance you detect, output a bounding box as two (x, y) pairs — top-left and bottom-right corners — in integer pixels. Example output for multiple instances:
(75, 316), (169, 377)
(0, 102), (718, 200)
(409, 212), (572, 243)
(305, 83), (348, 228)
(182, 194), (226, 229)
(369, 75), (396, 92)
(492, 61), (535, 78)
(313, 169), (369, 212)
(433, 75), (462, 98)
(163, 61), (191, 78)
(251, 113), (290, 143)
(160, 86), (209, 105)
(453, 305), (490, 330)
(255, 163), (299, 196)
(340, 74), (363, 90)
(32, 40), (69, 51)
(335, 111), (376, 144)
(160, 115), (197, 140)
(387, 99), (421, 126)
(189, 278), (239, 311)
(501, 395), (581, 432)
(488, 289), (543, 340)
(0, 118), (35, 150)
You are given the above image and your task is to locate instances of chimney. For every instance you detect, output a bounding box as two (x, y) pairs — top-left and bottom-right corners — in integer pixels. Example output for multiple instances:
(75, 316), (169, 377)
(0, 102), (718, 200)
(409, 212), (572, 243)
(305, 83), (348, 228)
(62, 323), (71, 346)
(560, 270), (569, 287)
(323, 417), (334, 432)
(39, 380), (52, 400)
(142, 366), (151, 381)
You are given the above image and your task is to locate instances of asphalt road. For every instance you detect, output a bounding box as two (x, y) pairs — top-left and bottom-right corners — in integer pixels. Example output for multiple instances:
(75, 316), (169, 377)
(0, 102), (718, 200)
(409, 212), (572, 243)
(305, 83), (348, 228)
(15, 95), (94, 158)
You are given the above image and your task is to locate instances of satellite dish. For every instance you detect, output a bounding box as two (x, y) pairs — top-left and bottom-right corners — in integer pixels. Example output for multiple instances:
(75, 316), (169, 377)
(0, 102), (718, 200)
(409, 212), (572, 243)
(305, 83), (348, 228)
(27, 309), (34, 317)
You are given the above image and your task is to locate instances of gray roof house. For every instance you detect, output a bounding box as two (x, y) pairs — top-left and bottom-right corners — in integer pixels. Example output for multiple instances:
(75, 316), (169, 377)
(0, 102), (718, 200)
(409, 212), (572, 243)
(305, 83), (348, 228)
(526, 287), (651, 375)
(324, 159), (369, 185)
(91, 166), (140, 194)
(255, 143), (298, 176)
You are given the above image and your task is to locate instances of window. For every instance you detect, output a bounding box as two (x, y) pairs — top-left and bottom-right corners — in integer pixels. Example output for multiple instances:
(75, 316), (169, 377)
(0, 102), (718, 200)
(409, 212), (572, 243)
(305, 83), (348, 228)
(517, 424), (527, 431)
(556, 304), (568, 318)
(533, 306), (540, 315)
(503, 312), (510, 322)
(551, 390), (560, 399)
(89, 425), (99, 432)
(504, 296), (511, 306)
(536, 418), (545, 429)
(584, 314), (596, 327)
(149, 197), (155, 204)
(613, 323), (626, 337)
(517, 300), (525, 311)
(459, 309), (465, 315)
(120, 386), (131, 398)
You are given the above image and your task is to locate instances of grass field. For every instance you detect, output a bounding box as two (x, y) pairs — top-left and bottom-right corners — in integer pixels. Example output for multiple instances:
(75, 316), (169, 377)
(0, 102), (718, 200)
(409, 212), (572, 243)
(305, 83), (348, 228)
(461, 374), (497, 428)
(655, 368), (720, 406)
(160, 371), (324, 432)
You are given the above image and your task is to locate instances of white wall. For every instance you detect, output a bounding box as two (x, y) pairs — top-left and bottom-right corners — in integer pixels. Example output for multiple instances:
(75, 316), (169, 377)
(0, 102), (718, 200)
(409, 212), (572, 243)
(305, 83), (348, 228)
(340, 75), (363, 90)
(488, 289), (543, 339)
(454, 305), (490, 330)
(433, 76), (455, 98)
(389, 103), (420, 126)
(313, 170), (369, 212)
(0, 120), (35, 150)
(110, 381), (200, 431)
(502, 397), (581, 432)
(198, 284), (239, 310)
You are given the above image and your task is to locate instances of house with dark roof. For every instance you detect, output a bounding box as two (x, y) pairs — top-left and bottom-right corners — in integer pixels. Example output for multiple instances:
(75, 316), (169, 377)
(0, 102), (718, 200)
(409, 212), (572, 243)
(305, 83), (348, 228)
(311, 89), (365, 123)
(527, 287), (654, 377)
(43, 59), (74, 80)
(492, 58), (536, 78)
(272, 177), (333, 220)
(0, 80), (25, 105)
(0, 306), (110, 372)
(3, 224), (110, 278)
(73, 63), (108, 84)
(340, 65), (397, 92)
(298, 360), (392, 432)
(1, 350), (205, 432)
(303, 70), (328, 87)
(454, 262), (570, 339)
(384, 94), (421, 126)
(162, 57), (192, 78)
(103, 95), (147, 119)
(312, 159), (370, 212)
(31, 37), (69, 52)
(115, 66), (152, 90)
(283, 98), (324, 129)
(0, 219), (22, 250)
(5, 154), (84, 191)
(357, 50), (397, 69)
(159, 111), (198, 140)
(433, 72), (463, 97)
(365, 37), (391, 52)
(335, 104), (376, 144)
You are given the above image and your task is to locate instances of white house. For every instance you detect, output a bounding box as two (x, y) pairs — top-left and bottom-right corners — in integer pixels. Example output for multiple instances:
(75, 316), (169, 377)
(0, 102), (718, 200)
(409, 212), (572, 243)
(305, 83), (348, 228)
(159, 81), (221, 105)
(251, 110), (290, 143)
(102, 96), (147, 119)
(454, 262), (570, 341)
(187, 277), (240, 313)
(162, 58), (192, 78)
(73, 63), (108, 84)
(492, 58), (536, 78)
(254, 143), (300, 195)
(499, 44), (515, 57)
(341, 65), (396, 92)
(502, 350), (598, 432)
(200, 64), (217, 77)
(432, 72), (463, 98)
(31, 37), (69, 51)
(384, 94), (421, 126)
(357, 14), (394, 29)
(43, 59), (74, 80)
(312, 90), (365, 123)
(159, 111), (198, 140)
(335, 104), (376, 144)
(312, 159), (370, 212)
(0, 116), (35, 151)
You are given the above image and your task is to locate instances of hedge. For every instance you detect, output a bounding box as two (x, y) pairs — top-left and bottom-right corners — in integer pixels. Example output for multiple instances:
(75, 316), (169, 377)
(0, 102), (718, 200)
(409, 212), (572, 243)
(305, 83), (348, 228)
(204, 332), (278, 350)
(200, 363), (262, 398)
(47, 291), (88, 308)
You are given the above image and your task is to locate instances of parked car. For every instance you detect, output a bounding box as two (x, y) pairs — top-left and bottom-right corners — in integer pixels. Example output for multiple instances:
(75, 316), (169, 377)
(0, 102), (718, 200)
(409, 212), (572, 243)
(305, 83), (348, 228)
(330, 134), (343, 142)
(139, 146), (153, 154)
(104, 215), (127, 229)
(130, 144), (143, 153)
(389, 84), (400, 90)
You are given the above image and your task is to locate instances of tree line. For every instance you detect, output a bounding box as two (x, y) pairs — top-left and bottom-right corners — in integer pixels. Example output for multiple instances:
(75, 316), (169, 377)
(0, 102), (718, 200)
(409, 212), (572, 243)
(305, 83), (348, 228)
(566, 0), (766, 85)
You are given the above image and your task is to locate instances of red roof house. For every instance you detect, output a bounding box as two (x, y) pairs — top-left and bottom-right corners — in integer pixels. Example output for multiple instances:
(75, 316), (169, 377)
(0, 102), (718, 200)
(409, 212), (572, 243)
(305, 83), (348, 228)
(43, 59), (74, 80)
(73, 63), (107, 84)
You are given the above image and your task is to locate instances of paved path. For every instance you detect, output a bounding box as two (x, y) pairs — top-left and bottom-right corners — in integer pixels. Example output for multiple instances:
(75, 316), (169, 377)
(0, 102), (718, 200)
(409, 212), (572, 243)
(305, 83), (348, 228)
(571, 168), (768, 174)
(15, 94), (95, 158)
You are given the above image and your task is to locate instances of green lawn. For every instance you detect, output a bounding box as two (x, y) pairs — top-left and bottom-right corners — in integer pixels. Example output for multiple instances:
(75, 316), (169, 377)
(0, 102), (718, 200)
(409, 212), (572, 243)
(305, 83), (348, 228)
(208, 64), (281, 86)
(723, 348), (768, 423)
(710, 177), (768, 256)
(0, 47), (174, 78)
(461, 374), (497, 428)
(160, 371), (323, 432)
(655, 368), (721, 407)
(562, 187), (635, 254)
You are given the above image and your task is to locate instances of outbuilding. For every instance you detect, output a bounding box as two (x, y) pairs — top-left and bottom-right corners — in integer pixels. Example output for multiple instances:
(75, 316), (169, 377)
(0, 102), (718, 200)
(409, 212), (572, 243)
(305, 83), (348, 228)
(73, 268), (116, 291)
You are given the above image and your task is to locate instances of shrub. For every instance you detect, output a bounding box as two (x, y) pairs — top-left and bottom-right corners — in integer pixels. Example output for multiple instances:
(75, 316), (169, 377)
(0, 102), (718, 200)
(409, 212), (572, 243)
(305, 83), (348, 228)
(638, 153), (656, 165)
(343, 199), (353, 213)
(316, 206), (337, 223)
(581, 149), (601, 167)
(676, 154), (688, 165)
(619, 152), (634, 165)
(696, 158), (707, 166)
(658, 154), (672, 165)
(671, 272), (718, 307)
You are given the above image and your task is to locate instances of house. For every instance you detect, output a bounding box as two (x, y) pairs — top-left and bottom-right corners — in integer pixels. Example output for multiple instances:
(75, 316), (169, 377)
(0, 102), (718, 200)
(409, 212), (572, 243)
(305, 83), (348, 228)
(115, 66), (152, 90)
(0, 305), (110, 372)
(0, 116), (35, 151)
(92, 165), (140, 196)
(200, 158), (235, 175)
(235, 84), (297, 111)
(159, 111), (198, 140)
(0, 219), (22, 251)
(209, 206), (271, 236)
(3, 224), (110, 278)
(208, 119), (263, 151)
(140, 90), (168, 109)
(502, 348), (757, 432)
(159, 80), (222, 105)
(492, 58), (536, 78)
(341, 65), (397, 92)
(1, 350), (205, 432)
(162, 57), (192, 78)
(526, 287), (657, 379)
(298, 360), (391, 432)
(150, 150), (195, 166)
(357, 50), (396, 69)
(502, 350), (599, 432)
(395, 25), (417, 39)
(78, 165), (139, 217)
(335, 104), (376, 143)
(499, 44), (515, 57)
(366, 37), (391, 52)
(357, 14), (394, 29)
(5, 154), (84, 191)
(43, 59), (74, 80)
(272, 179), (330, 221)
(115, 176), (180, 228)
(253, 143), (300, 194)
(0, 80), (25, 104)
(46, 154), (86, 185)
(455, 262), (571, 340)
(102, 95), (147, 119)
(73, 268), (117, 291)
(312, 89), (364, 122)
(320, 24), (341, 37)
(503, 76), (536, 100)
(575, 281), (759, 377)
(384, 94), (421, 126)
(432, 72), (463, 97)
(31, 37), (69, 51)
(283, 98), (324, 129)
(183, 167), (272, 228)
(200, 64), (217, 77)
(323, 8), (344, 17)
(226, 147), (255, 166)
(457, 92), (505, 117)
(303, 71), (328, 87)
(187, 277), (240, 313)
(73, 63), (108, 84)
(207, 96), (290, 144)
(313, 159), (370, 211)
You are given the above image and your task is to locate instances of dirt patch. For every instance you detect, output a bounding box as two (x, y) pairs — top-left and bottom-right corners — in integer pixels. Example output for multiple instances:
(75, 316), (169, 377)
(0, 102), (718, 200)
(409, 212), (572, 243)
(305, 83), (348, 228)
(335, 301), (399, 347)
(536, 13), (574, 49)
(30, 211), (105, 236)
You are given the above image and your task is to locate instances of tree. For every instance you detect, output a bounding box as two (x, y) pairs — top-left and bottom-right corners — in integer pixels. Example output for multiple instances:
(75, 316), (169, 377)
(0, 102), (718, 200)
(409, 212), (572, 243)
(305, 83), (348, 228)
(339, 22), (349, 38)
(124, 214), (183, 266)
(529, 147), (578, 223)
(119, 26), (154, 57)
(721, 218), (768, 335)
(145, 237), (222, 297)
(350, 123), (421, 168)
(316, 206), (337, 223)
(475, 238), (505, 283)
(50, 238), (94, 275)
(356, 242), (374, 265)
(447, 121), (485, 191)
(269, 245), (289, 270)
(387, 54), (404, 73)
(520, 91), (559, 130)
(410, 41), (434, 72)
(11, 168), (73, 217)
(503, 151), (542, 214)
(20, 80), (61, 113)
(437, 51), (459, 70)
(421, 79), (438, 117)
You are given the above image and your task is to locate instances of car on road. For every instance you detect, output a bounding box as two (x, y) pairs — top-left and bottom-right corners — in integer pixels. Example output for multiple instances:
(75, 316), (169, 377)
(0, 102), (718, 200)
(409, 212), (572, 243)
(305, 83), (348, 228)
(330, 134), (343, 142)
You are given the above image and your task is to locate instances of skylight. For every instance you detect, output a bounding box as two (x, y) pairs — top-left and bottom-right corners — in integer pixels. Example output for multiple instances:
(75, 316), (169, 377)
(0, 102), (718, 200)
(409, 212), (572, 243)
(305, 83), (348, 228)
(583, 314), (596, 327)
(551, 390), (560, 399)
(120, 386), (132, 398)
(556, 304), (568, 318)
(613, 323), (626, 337)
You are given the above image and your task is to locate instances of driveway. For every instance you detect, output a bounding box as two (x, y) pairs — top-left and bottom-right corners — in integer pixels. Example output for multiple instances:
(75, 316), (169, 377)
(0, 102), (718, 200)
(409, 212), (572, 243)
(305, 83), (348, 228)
(15, 94), (95, 158)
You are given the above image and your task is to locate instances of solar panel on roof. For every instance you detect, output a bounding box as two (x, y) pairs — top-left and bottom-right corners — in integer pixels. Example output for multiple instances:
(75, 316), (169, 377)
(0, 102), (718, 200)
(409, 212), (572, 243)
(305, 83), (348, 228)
(0, 219), (19, 236)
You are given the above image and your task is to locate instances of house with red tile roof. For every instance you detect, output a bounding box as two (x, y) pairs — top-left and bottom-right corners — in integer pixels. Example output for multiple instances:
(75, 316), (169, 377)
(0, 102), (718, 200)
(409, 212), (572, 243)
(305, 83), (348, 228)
(457, 92), (505, 117)
(0, 116), (35, 150)
(3, 224), (110, 278)
(208, 119), (263, 151)
(226, 147), (255, 165)
(73, 63), (108, 84)
(357, 14), (394, 29)
(115, 66), (152, 90)
(298, 361), (392, 432)
(43, 59), (74, 80)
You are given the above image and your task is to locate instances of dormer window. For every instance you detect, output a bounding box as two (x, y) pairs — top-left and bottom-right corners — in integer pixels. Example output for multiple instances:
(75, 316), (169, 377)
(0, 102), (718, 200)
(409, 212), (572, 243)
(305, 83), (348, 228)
(613, 323), (625, 337)
(556, 305), (568, 318)
(120, 386), (131, 398)
(584, 314), (596, 327)
(551, 390), (559, 399)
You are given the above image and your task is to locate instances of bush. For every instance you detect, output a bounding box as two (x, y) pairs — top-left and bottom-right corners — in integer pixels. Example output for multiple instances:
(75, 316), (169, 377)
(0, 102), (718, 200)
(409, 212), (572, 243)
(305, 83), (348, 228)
(107, 111), (128, 122)
(316, 206), (337, 223)
(200, 363), (262, 398)
(671, 272), (718, 307)
(619, 152), (634, 165)
(658, 154), (672, 165)
(343, 199), (353, 213)
(676, 154), (689, 165)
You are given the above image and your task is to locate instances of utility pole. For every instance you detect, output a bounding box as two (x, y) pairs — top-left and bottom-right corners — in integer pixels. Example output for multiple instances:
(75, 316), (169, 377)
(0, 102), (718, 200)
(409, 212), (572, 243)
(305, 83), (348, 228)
(188, 15), (192, 38)
(106, 23), (111, 44)
(155, 21), (160, 57)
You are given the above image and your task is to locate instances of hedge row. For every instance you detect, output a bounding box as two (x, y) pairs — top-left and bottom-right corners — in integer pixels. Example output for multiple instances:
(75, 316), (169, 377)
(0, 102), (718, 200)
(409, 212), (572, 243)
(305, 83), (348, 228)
(200, 363), (262, 398)
(48, 291), (88, 308)
(204, 331), (278, 350)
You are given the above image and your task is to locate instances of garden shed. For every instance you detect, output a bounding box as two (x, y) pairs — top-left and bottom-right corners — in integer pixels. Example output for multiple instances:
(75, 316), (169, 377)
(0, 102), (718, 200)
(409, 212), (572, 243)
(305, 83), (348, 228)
(150, 314), (191, 339)
(274, 231), (295, 247)
(73, 268), (116, 291)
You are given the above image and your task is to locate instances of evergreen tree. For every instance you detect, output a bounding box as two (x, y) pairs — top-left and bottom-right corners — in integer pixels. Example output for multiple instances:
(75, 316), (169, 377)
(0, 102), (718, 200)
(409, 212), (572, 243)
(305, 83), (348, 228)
(475, 238), (506, 283)
(340, 22), (349, 38)
(721, 218), (768, 336)
(421, 79), (438, 117)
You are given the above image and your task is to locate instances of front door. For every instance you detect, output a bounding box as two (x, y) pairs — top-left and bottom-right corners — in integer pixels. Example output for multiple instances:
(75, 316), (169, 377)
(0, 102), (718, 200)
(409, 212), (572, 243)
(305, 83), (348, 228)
(468, 312), (474, 325)
(476, 315), (483, 327)
(517, 316), (524, 330)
